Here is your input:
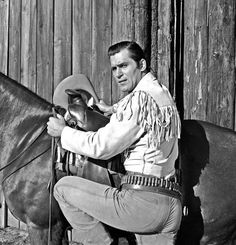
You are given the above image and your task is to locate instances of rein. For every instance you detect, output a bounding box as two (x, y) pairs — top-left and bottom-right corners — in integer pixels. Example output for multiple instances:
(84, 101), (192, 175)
(2, 146), (50, 184)
(0, 124), (49, 182)
(0, 110), (58, 245)
(48, 107), (57, 244)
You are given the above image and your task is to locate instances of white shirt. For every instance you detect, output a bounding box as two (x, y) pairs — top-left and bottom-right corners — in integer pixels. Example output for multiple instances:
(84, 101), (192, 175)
(61, 73), (181, 178)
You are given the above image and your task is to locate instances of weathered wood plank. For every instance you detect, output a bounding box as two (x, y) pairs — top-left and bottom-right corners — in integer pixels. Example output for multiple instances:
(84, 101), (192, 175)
(73, 0), (92, 78)
(1, 194), (7, 228)
(7, 211), (27, 231)
(183, 0), (235, 129)
(112, 0), (134, 42)
(171, 0), (177, 100)
(91, 0), (112, 104)
(134, 0), (150, 56)
(36, 0), (54, 102)
(0, 0), (9, 74)
(8, 0), (21, 81)
(157, 0), (172, 89)
(150, 0), (159, 78)
(183, 0), (208, 121)
(21, 0), (37, 92)
(207, 0), (235, 128)
(54, 0), (72, 89)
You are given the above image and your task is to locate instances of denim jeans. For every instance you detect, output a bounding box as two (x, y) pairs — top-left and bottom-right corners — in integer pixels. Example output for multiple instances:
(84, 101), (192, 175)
(54, 176), (182, 245)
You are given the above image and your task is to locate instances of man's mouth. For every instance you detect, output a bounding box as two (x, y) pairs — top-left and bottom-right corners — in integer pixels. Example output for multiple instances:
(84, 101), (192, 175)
(118, 80), (126, 84)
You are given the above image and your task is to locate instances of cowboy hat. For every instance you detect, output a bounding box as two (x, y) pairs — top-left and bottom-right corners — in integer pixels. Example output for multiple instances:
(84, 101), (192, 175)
(53, 74), (99, 109)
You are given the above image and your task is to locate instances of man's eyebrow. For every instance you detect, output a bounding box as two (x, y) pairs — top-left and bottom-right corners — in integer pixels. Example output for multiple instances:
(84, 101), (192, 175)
(111, 61), (128, 69)
(117, 62), (128, 67)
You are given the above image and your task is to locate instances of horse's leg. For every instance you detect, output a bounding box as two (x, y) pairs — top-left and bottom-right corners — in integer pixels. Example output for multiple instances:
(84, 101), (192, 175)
(27, 221), (69, 245)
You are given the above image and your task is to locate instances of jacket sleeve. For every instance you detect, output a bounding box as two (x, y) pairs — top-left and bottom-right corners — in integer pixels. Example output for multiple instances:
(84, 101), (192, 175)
(60, 93), (145, 160)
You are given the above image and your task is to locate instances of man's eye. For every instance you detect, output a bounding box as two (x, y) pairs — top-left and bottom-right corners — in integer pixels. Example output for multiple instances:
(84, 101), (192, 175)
(112, 67), (116, 72)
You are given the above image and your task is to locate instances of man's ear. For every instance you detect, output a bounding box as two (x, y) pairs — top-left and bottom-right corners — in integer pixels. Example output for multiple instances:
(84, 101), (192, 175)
(139, 59), (147, 72)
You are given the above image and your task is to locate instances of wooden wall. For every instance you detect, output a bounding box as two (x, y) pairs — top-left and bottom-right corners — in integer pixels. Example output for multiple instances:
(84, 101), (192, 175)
(183, 0), (236, 129)
(0, 0), (173, 105)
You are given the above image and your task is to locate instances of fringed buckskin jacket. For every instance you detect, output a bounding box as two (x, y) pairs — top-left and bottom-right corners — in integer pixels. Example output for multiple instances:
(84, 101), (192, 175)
(61, 72), (181, 178)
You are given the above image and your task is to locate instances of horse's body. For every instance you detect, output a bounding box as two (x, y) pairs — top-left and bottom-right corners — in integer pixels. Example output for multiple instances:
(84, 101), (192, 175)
(0, 72), (236, 244)
(176, 120), (236, 244)
(0, 73), (68, 244)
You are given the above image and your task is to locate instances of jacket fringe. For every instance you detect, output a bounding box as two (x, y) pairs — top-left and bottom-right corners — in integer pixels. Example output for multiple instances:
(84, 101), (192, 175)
(118, 90), (181, 147)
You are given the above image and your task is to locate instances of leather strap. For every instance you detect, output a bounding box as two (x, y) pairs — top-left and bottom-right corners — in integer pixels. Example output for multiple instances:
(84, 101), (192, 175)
(121, 173), (182, 200)
(122, 183), (182, 199)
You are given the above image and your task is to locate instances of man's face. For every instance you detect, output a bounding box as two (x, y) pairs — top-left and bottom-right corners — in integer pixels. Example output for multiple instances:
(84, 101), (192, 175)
(110, 49), (142, 93)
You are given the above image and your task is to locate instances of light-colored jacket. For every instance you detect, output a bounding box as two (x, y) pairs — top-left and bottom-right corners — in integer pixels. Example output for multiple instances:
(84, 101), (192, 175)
(61, 72), (181, 178)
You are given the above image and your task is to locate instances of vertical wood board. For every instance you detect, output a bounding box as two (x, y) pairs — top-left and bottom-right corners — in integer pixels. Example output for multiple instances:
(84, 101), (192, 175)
(157, 0), (171, 88)
(54, 0), (72, 89)
(150, 0), (159, 78)
(134, 0), (150, 55)
(73, 0), (92, 78)
(207, 0), (235, 128)
(8, 0), (21, 81)
(91, 0), (112, 104)
(0, 0), (9, 74)
(36, 0), (54, 101)
(21, 0), (37, 91)
(183, 0), (208, 120)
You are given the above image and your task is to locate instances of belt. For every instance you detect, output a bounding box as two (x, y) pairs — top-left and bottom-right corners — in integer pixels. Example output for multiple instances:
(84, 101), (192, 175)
(121, 173), (182, 199)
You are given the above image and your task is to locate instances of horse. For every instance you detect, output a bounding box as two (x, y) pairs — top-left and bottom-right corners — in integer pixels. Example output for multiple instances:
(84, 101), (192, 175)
(1, 72), (236, 244)
(176, 120), (236, 244)
(0, 72), (68, 244)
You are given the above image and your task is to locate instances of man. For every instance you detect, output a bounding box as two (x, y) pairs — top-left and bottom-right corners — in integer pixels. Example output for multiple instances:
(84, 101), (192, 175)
(47, 41), (182, 245)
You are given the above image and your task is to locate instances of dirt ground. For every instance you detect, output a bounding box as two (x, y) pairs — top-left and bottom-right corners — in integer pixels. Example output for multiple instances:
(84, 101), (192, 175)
(0, 227), (30, 245)
(0, 227), (129, 245)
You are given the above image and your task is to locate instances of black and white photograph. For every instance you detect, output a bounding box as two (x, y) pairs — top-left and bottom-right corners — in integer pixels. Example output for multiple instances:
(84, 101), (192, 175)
(0, 0), (235, 244)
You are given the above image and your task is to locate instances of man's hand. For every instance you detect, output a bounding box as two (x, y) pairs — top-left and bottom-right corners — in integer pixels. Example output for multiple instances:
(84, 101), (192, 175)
(96, 100), (114, 116)
(47, 114), (66, 137)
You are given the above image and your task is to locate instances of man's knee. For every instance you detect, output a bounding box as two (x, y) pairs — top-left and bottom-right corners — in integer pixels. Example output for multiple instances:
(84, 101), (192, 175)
(53, 176), (71, 202)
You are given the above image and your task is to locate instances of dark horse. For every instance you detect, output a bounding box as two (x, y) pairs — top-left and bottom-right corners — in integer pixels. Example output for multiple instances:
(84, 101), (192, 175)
(0, 73), (67, 244)
(1, 73), (236, 244)
(176, 120), (236, 245)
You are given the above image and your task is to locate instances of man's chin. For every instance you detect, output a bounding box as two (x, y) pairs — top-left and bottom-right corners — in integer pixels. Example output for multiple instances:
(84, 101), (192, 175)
(120, 88), (129, 93)
(118, 84), (128, 92)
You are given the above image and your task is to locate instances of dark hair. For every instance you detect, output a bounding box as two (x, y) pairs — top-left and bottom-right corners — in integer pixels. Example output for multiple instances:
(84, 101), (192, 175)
(108, 41), (150, 71)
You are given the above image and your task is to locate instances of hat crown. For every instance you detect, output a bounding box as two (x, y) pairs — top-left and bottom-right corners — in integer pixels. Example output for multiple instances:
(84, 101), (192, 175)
(53, 74), (99, 109)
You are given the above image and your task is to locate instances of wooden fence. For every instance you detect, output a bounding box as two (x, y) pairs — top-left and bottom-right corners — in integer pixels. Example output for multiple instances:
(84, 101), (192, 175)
(0, 0), (235, 231)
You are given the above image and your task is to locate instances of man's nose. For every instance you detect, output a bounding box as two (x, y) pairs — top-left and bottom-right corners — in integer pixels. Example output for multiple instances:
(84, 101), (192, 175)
(115, 67), (123, 78)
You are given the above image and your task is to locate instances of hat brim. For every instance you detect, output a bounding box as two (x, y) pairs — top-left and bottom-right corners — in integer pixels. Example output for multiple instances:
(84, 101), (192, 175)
(53, 74), (99, 109)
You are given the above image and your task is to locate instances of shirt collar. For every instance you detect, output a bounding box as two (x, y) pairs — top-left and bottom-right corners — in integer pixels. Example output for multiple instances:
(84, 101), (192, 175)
(134, 72), (156, 92)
